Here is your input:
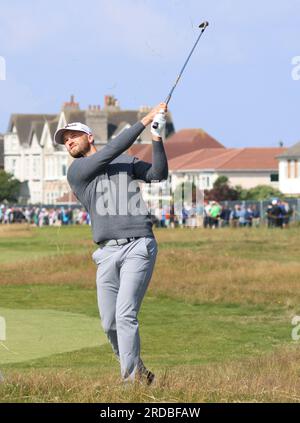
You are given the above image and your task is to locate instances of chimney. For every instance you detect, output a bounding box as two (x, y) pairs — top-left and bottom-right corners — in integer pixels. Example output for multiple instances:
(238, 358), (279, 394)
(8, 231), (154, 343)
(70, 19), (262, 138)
(86, 102), (107, 143)
(139, 105), (151, 113)
(103, 95), (120, 110)
(62, 94), (80, 111)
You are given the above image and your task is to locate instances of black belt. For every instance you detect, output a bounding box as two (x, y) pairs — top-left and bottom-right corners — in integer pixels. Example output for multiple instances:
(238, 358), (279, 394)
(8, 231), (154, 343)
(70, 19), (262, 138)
(97, 237), (141, 248)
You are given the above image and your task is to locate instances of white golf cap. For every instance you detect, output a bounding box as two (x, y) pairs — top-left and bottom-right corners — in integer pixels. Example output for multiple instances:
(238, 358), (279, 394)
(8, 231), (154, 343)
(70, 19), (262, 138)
(54, 122), (93, 145)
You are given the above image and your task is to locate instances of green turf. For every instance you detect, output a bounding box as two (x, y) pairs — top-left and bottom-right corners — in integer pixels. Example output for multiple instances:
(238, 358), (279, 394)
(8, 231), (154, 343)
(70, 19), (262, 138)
(0, 285), (98, 316)
(0, 284), (291, 371)
(0, 307), (106, 364)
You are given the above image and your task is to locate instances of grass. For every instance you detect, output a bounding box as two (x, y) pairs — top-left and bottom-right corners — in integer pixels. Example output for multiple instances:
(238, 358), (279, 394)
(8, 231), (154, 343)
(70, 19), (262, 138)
(0, 224), (92, 263)
(0, 224), (300, 402)
(0, 307), (106, 364)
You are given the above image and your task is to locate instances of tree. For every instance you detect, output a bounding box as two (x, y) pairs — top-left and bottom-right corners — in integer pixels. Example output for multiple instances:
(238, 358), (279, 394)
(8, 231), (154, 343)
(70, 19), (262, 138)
(0, 170), (21, 202)
(205, 176), (240, 201)
(213, 175), (230, 187)
(235, 184), (283, 201)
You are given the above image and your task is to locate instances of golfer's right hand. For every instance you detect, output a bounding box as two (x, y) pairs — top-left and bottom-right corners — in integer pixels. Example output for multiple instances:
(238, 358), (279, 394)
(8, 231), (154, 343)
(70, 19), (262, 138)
(141, 103), (167, 127)
(151, 111), (166, 138)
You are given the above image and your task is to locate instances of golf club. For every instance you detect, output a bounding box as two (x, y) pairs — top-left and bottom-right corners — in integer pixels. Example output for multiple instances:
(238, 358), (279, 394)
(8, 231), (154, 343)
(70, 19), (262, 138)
(152, 21), (209, 129)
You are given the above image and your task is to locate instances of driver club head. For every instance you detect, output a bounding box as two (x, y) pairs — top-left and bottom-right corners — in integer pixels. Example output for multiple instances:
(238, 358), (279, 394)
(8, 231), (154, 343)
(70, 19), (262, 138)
(199, 21), (209, 30)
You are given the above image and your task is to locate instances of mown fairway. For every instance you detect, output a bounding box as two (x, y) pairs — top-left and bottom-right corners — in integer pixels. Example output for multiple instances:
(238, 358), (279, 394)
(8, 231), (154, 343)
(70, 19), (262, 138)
(1, 224), (300, 403)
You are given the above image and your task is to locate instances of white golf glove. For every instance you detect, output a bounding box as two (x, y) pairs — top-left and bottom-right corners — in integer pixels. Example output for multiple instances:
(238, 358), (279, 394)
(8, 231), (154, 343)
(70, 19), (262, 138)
(151, 110), (166, 138)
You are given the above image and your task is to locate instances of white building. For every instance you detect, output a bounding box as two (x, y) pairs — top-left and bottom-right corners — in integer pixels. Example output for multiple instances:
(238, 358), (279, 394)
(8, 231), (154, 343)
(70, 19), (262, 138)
(4, 95), (174, 204)
(129, 129), (285, 194)
(277, 141), (300, 195)
(168, 146), (284, 192)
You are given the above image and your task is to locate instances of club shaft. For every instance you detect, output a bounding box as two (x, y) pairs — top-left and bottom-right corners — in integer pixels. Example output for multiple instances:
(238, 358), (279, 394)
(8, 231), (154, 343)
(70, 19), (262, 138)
(165, 27), (207, 105)
(152, 22), (208, 129)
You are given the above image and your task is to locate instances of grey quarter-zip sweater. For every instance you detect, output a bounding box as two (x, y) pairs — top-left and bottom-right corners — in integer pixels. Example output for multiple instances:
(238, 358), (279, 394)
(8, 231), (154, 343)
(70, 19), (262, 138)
(67, 122), (168, 244)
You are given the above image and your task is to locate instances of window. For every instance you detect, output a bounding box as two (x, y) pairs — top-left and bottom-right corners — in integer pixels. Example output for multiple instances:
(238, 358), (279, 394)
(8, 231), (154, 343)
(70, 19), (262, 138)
(25, 157), (30, 179)
(60, 156), (68, 178)
(11, 136), (18, 150)
(32, 157), (40, 178)
(287, 160), (299, 179)
(53, 157), (57, 178)
(287, 160), (291, 178)
(200, 176), (210, 189)
(49, 158), (53, 179)
(270, 173), (279, 182)
(11, 159), (16, 173)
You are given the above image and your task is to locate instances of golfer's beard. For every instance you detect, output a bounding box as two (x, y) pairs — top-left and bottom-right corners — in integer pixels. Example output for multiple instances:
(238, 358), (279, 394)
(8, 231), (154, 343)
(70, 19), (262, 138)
(69, 149), (84, 158)
(68, 145), (89, 158)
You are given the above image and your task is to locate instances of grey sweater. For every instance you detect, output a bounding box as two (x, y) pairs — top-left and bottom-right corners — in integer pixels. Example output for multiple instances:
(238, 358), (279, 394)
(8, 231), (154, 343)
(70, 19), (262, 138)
(67, 122), (168, 244)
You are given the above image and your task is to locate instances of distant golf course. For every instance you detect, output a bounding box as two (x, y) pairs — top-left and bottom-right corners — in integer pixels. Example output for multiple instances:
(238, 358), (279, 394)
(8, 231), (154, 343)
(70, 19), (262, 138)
(1, 224), (300, 402)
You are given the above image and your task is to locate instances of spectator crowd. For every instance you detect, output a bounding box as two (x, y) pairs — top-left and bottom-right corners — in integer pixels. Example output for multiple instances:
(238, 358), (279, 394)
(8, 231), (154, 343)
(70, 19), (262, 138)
(154, 199), (293, 229)
(0, 205), (90, 226)
(0, 199), (295, 229)
(202, 199), (292, 229)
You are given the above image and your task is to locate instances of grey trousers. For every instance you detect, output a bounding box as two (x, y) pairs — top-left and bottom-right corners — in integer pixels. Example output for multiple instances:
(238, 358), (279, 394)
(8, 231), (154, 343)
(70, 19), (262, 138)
(92, 236), (158, 381)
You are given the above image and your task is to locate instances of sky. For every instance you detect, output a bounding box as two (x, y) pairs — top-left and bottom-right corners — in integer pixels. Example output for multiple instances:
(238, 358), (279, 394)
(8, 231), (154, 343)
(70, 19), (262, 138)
(0, 0), (299, 148)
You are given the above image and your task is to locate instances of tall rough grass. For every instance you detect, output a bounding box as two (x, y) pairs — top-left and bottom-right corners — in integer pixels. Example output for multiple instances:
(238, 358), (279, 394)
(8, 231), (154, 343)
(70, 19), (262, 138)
(1, 347), (300, 403)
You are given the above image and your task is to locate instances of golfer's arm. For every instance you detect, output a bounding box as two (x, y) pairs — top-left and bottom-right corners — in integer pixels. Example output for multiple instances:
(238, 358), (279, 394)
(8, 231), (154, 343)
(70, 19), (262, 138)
(133, 140), (168, 182)
(68, 122), (145, 186)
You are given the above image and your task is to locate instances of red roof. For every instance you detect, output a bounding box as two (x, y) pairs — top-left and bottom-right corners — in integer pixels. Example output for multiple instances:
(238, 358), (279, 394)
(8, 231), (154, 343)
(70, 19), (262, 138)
(168, 148), (287, 171)
(127, 129), (224, 162)
(167, 129), (224, 149)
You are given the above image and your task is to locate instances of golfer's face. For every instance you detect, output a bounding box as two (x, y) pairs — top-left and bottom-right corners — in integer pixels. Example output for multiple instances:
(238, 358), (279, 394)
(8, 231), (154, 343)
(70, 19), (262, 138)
(63, 130), (89, 158)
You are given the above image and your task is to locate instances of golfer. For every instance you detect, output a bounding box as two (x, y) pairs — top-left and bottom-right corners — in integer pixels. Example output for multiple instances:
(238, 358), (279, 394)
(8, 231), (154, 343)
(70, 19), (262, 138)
(54, 103), (168, 384)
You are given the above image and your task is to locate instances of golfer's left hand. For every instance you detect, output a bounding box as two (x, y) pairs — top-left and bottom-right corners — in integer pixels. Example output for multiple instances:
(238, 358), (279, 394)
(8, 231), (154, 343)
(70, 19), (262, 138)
(141, 102), (167, 127)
